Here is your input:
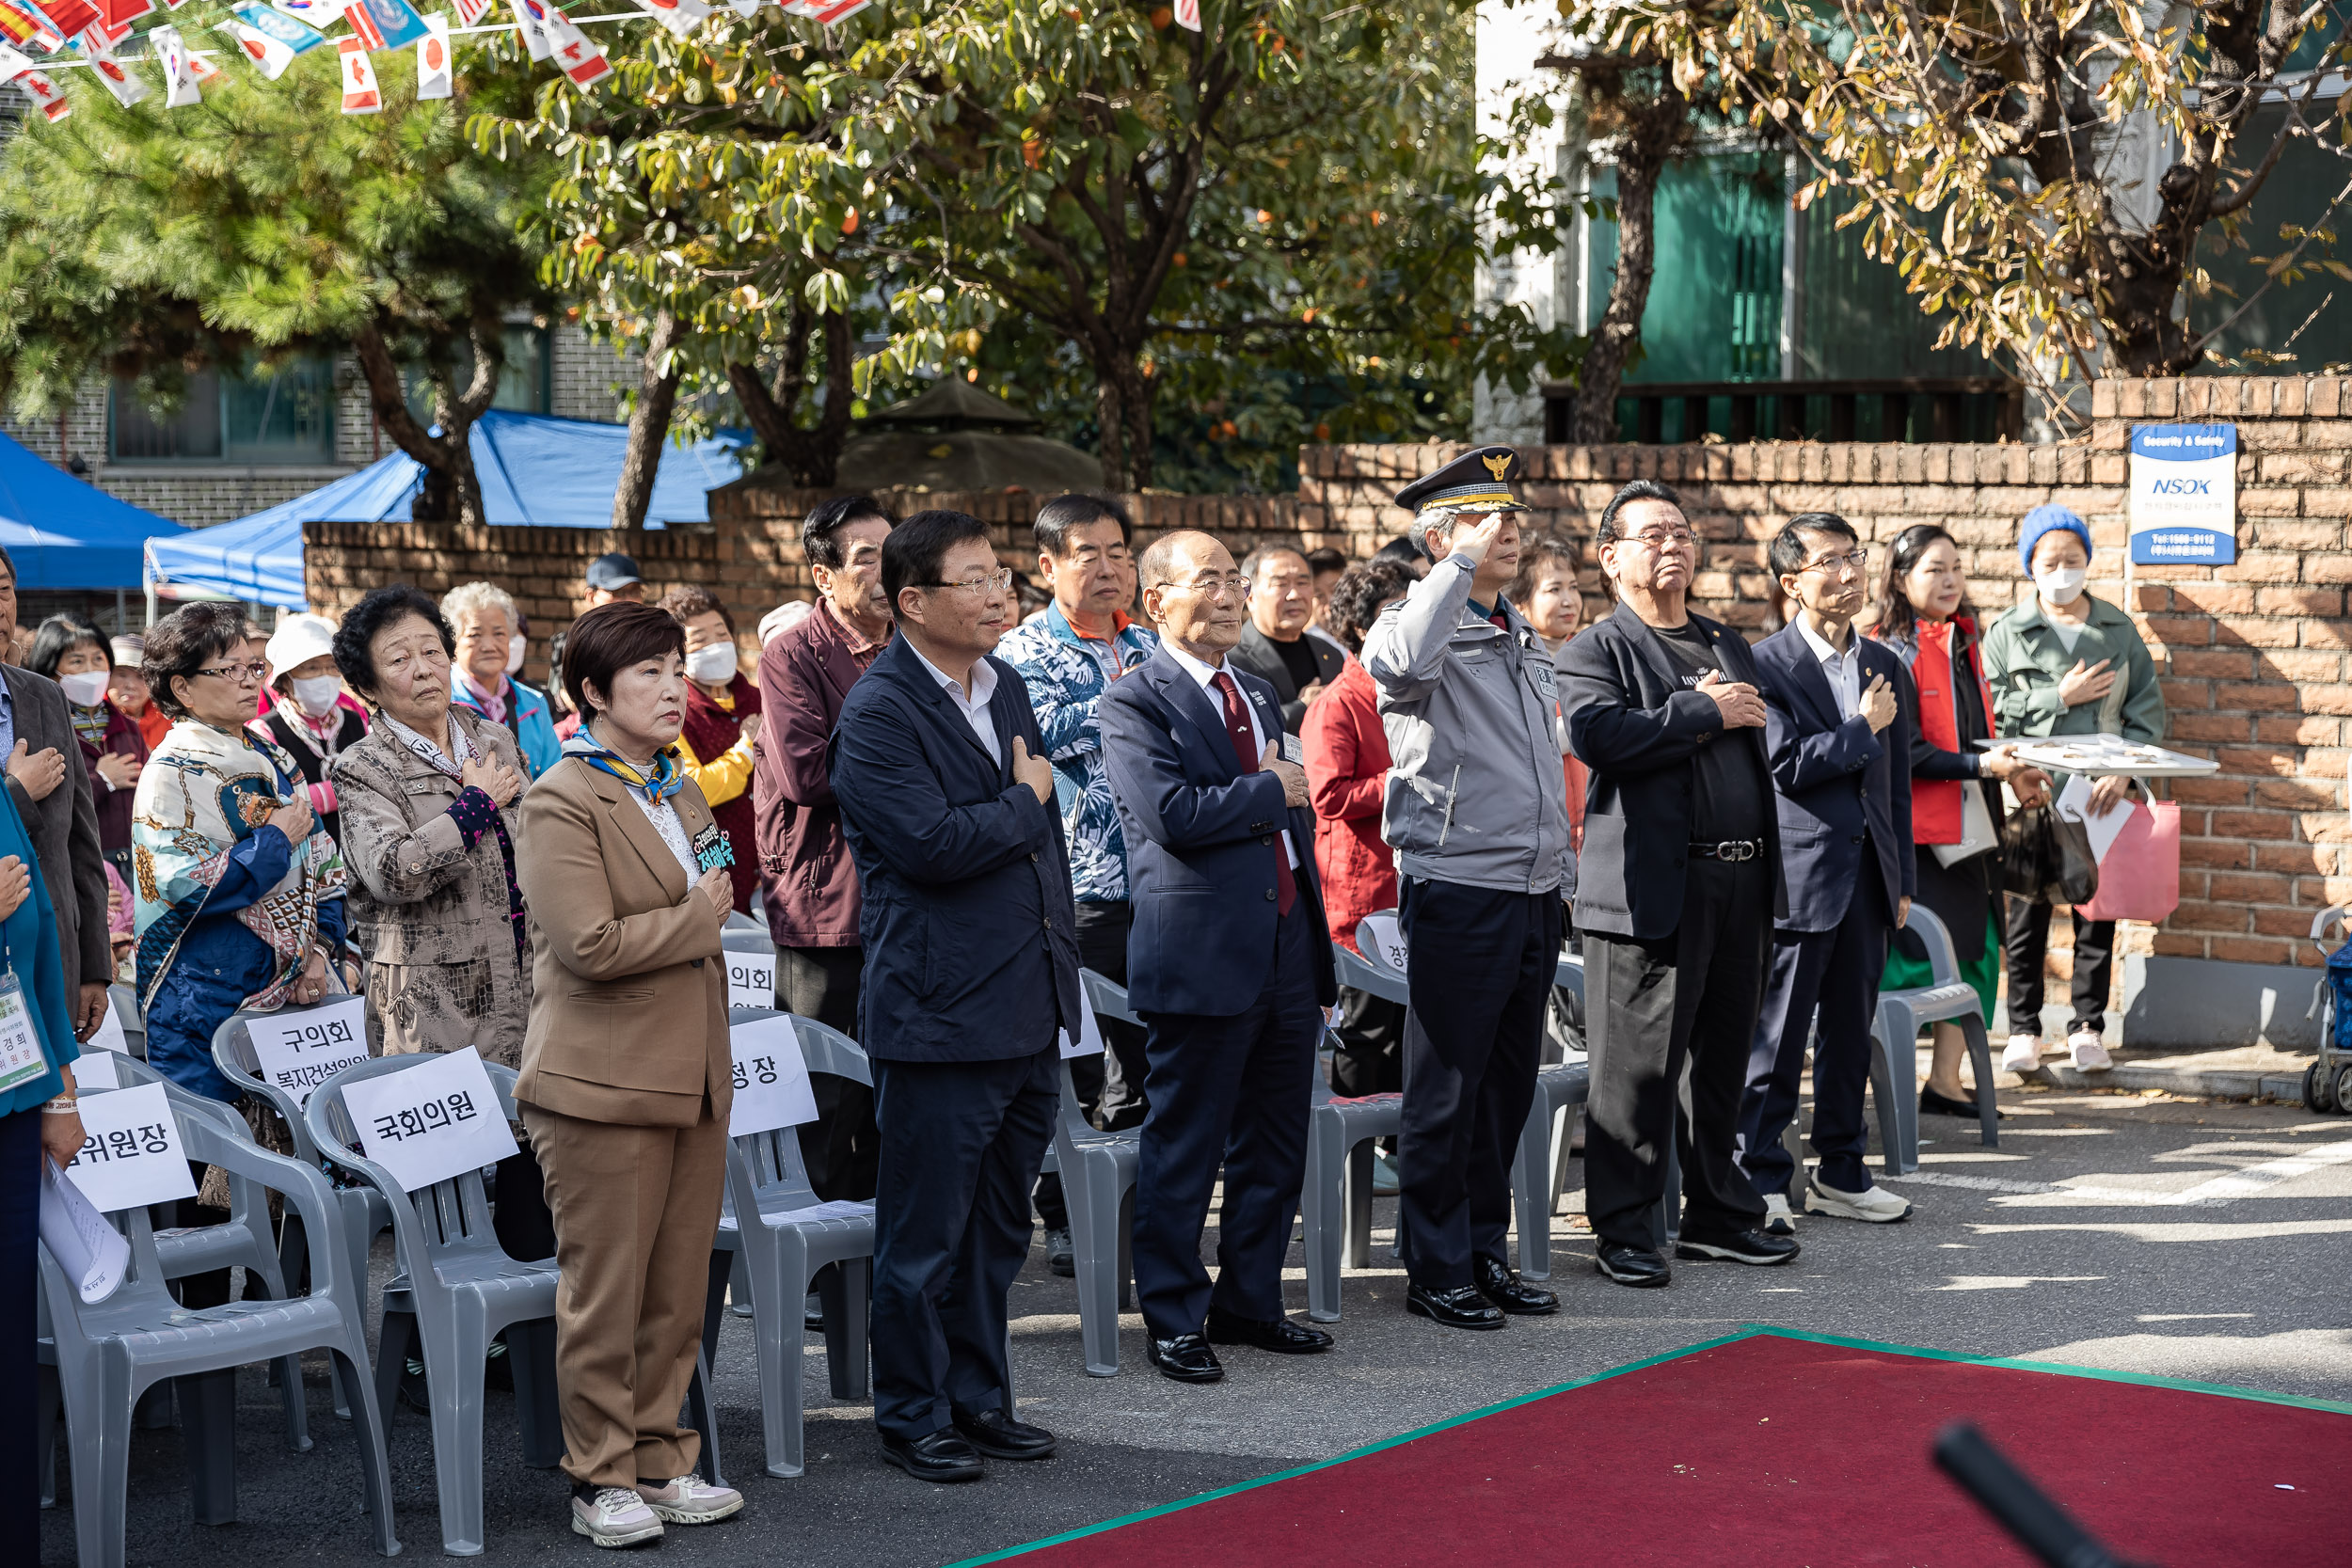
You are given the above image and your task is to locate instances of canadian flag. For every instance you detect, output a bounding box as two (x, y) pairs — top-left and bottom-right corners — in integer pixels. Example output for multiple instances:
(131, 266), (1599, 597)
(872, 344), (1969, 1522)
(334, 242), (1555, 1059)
(20, 67), (67, 119)
(338, 32), (379, 111)
(151, 24), (202, 104)
(505, 0), (548, 61)
(88, 45), (148, 103)
(628, 0), (710, 40)
(416, 11), (449, 98)
(219, 15), (299, 76)
(188, 49), (223, 83)
(541, 3), (609, 89)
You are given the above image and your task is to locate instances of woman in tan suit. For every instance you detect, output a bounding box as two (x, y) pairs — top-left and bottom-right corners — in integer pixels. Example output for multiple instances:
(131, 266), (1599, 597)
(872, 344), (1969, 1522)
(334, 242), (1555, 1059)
(514, 600), (745, 1548)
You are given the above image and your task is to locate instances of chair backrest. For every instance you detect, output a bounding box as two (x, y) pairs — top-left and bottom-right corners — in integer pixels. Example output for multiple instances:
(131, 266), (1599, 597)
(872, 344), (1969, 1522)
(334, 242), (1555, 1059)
(305, 1054), (524, 1291)
(79, 1051), (253, 1142)
(1332, 942), (1408, 1006)
(211, 1005), (338, 1164)
(722, 910), (766, 933)
(107, 982), (145, 1057)
(1899, 903), (1962, 990)
(1079, 968), (1138, 1027)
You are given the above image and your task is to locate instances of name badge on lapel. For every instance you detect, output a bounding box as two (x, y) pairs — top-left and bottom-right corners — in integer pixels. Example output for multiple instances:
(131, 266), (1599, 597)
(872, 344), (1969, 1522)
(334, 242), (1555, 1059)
(692, 822), (735, 873)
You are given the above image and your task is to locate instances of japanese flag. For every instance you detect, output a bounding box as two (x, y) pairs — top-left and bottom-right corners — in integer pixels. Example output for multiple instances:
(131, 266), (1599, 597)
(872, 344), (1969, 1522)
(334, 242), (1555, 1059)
(541, 2), (608, 88)
(628, 0), (710, 40)
(151, 23), (202, 104)
(415, 10), (449, 97)
(505, 0), (547, 60)
(337, 32), (379, 111)
(449, 0), (487, 22)
(87, 43), (147, 103)
(219, 16), (298, 75)
(1172, 0), (1197, 29)
(18, 66), (67, 117)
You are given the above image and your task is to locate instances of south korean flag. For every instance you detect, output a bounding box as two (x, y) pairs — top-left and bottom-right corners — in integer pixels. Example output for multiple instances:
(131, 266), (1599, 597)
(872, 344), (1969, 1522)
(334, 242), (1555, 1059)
(628, 0), (711, 40)
(505, 0), (548, 61)
(151, 23), (202, 104)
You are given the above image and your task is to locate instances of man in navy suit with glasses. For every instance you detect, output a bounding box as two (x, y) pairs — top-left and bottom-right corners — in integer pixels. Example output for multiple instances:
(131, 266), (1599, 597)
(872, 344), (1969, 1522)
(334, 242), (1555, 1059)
(1098, 530), (1339, 1386)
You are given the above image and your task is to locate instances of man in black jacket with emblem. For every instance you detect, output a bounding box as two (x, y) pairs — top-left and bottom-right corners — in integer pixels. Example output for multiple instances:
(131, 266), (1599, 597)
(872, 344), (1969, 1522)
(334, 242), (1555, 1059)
(1556, 480), (1796, 1288)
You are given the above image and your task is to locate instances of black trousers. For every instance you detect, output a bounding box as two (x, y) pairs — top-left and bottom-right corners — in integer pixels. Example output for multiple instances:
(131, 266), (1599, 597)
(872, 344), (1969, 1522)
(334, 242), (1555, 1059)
(778, 944), (879, 1203)
(869, 1048), (1057, 1441)
(1582, 857), (1773, 1248)
(2004, 897), (2116, 1036)
(1396, 879), (1562, 1289)
(1132, 900), (1320, 1339)
(1737, 855), (1891, 1199)
(1036, 901), (1151, 1233)
(1329, 985), (1406, 1099)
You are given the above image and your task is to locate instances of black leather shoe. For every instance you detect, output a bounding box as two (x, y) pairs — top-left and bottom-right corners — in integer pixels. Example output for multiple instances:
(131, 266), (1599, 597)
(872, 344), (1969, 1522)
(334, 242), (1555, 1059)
(1406, 1281), (1506, 1330)
(1147, 1333), (1225, 1383)
(1919, 1086), (2004, 1120)
(1594, 1240), (1671, 1288)
(951, 1406), (1057, 1461)
(1676, 1227), (1802, 1266)
(1204, 1307), (1334, 1354)
(1473, 1255), (1558, 1315)
(880, 1429), (984, 1483)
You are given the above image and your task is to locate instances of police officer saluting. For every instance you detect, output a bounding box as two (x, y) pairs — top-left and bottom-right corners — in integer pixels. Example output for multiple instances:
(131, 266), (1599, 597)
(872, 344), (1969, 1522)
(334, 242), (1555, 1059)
(1361, 447), (1575, 1330)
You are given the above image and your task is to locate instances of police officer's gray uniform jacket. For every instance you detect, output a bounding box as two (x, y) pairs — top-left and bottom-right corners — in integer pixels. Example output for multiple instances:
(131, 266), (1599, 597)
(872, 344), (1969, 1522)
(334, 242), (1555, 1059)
(1360, 548), (1574, 895)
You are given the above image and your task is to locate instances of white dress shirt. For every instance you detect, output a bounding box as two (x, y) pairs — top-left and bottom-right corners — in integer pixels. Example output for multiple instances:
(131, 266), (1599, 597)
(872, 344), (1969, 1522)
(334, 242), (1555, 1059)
(1162, 641), (1299, 868)
(1794, 616), (1863, 721)
(907, 640), (1003, 767)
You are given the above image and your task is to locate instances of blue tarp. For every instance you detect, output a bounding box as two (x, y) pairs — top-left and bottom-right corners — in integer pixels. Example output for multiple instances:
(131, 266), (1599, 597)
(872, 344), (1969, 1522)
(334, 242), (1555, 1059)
(146, 410), (751, 610)
(0, 425), (185, 590)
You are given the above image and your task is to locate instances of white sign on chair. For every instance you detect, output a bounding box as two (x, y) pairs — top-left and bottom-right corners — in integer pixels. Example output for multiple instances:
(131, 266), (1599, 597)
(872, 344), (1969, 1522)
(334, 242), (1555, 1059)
(62, 1081), (198, 1212)
(342, 1047), (519, 1191)
(727, 1013), (820, 1136)
(1357, 913), (1409, 977)
(85, 1005), (130, 1054)
(249, 996), (371, 1109)
(1056, 987), (1106, 1061)
(726, 949), (777, 1011)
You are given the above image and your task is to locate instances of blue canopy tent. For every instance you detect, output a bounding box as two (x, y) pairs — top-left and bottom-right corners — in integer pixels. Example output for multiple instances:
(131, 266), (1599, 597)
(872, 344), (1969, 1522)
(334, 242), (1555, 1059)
(0, 426), (185, 589)
(146, 410), (751, 610)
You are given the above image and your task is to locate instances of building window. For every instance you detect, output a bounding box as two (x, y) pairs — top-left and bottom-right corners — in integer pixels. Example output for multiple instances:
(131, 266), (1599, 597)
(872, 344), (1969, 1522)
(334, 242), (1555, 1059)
(402, 325), (553, 422)
(110, 358), (336, 465)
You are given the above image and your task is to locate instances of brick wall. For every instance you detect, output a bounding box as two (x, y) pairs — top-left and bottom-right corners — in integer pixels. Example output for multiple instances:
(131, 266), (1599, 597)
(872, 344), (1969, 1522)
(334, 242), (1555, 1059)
(1305, 378), (2352, 979)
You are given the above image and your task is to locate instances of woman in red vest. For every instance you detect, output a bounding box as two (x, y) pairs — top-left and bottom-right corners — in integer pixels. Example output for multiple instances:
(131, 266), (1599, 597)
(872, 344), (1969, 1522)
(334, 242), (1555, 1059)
(1873, 526), (2050, 1118)
(659, 586), (763, 913)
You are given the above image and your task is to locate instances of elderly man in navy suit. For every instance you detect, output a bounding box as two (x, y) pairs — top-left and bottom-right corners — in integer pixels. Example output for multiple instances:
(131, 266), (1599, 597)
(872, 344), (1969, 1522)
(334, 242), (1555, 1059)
(1098, 530), (1339, 1385)
(1740, 513), (1917, 1231)
(829, 509), (1081, 1484)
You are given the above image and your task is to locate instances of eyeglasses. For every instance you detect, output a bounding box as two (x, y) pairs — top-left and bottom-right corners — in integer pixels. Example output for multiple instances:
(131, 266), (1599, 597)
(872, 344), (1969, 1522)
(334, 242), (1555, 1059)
(1166, 573), (1253, 600)
(923, 568), (1016, 596)
(1620, 527), (1698, 550)
(1800, 549), (1872, 575)
(196, 660), (270, 685)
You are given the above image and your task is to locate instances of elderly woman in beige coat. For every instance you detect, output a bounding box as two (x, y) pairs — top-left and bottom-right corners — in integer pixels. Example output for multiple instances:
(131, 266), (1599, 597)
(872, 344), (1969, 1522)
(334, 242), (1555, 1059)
(327, 584), (546, 1259)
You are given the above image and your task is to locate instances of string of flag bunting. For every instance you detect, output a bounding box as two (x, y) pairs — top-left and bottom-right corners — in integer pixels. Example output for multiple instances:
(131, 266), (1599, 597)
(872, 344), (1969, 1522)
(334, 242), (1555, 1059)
(0, 0), (922, 124)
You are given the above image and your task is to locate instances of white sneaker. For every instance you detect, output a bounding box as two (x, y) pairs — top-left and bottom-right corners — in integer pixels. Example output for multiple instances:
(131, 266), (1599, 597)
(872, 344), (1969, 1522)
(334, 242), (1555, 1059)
(2001, 1034), (2044, 1074)
(2068, 1030), (2113, 1070)
(1760, 1192), (1798, 1237)
(1805, 1174), (1914, 1224)
(572, 1487), (664, 1547)
(635, 1472), (744, 1525)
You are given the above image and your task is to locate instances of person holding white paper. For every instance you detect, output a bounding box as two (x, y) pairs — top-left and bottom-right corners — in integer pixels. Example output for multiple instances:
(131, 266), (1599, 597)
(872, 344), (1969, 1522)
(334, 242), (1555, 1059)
(0, 769), (85, 1535)
(1869, 525), (2050, 1119)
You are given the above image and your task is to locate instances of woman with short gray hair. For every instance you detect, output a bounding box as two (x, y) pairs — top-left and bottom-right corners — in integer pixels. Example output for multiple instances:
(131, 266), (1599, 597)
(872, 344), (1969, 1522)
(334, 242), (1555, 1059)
(444, 580), (560, 777)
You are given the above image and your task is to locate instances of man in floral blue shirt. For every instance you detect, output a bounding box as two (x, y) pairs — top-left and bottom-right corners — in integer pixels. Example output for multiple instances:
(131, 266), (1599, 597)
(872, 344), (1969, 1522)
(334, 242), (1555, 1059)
(997, 494), (1157, 1271)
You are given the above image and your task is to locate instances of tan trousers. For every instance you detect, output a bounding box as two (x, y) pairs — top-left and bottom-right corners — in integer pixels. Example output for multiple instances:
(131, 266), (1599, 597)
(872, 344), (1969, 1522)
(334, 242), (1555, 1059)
(521, 1101), (725, 1489)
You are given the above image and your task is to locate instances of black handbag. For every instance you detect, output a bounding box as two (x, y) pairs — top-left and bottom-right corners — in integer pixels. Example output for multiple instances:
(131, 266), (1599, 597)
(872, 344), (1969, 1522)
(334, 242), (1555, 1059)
(1999, 803), (2101, 905)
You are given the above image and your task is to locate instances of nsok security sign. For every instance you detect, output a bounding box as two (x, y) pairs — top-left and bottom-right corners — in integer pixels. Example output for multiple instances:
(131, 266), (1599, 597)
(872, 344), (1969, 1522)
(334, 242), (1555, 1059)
(2129, 424), (2237, 565)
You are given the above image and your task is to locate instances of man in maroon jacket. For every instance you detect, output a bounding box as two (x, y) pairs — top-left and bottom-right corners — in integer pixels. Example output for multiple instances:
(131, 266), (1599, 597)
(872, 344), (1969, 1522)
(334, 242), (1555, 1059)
(754, 495), (896, 1202)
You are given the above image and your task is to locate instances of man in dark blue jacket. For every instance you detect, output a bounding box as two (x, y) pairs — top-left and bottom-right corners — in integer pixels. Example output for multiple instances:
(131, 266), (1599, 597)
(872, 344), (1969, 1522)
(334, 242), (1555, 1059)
(1742, 514), (1916, 1228)
(1098, 530), (1339, 1385)
(829, 510), (1080, 1484)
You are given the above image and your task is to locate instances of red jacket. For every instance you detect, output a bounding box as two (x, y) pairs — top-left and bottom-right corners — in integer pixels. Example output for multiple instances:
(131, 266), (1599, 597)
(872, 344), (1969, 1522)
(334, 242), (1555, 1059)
(752, 600), (889, 949)
(1906, 616), (1995, 844)
(1301, 656), (1395, 955)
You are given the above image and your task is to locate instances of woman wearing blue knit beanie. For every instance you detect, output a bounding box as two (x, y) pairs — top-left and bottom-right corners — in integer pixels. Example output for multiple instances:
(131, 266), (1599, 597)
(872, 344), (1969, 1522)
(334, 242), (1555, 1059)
(1981, 504), (2167, 1075)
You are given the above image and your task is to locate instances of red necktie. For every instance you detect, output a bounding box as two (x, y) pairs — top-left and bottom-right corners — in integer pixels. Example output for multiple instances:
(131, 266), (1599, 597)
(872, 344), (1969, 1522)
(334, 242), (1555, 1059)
(1212, 671), (1295, 917)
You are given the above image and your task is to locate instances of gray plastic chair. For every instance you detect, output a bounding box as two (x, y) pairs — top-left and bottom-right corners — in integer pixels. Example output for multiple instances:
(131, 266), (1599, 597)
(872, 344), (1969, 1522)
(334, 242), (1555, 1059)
(38, 1093), (398, 1568)
(214, 1005), (396, 1419)
(1303, 942), (1406, 1323)
(308, 1054), (727, 1555)
(710, 1009), (876, 1477)
(1069, 971), (1144, 1376)
(72, 1055), (312, 1448)
(1869, 902), (1999, 1173)
(722, 909), (766, 934)
(105, 983), (145, 1059)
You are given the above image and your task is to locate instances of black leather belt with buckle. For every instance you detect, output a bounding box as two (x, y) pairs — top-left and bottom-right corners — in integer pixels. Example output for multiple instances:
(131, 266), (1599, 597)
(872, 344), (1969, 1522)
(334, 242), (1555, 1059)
(1690, 839), (1762, 862)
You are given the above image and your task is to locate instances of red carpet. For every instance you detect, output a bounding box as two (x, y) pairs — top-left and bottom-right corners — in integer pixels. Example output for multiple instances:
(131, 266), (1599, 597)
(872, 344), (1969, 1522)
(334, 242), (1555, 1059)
(963, 1328), (2352, 1566)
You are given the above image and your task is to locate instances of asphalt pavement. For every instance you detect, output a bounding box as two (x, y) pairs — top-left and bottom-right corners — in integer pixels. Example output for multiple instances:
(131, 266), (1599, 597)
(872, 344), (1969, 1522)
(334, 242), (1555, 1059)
(39, 1085), (2352, 1568)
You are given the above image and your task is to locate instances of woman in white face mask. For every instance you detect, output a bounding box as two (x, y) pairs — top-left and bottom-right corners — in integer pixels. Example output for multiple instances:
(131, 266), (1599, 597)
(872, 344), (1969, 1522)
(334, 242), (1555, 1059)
(1982, 504), (2169, 1077)
(26, 615), (151, 877)
(248, 612), (370, 847)
(656, 585), (762, 915)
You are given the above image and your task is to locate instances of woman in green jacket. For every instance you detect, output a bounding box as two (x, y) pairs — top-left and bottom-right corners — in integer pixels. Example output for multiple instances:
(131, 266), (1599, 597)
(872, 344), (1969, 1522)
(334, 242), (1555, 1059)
(1981, 505), (2166, 1077)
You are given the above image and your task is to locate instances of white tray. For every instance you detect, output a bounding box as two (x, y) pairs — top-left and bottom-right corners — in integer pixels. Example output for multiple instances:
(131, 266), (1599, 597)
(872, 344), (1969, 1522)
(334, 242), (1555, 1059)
(1976, 736), (2218, 777)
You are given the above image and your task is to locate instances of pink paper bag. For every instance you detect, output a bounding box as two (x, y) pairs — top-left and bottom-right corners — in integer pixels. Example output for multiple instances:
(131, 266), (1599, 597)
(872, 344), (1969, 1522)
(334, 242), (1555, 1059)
(2076, 800), (2181, 924)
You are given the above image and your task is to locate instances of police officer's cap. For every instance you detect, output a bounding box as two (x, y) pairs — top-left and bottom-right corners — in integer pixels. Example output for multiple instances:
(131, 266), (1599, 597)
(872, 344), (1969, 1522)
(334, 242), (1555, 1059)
(1393, 446), (1533, 519)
